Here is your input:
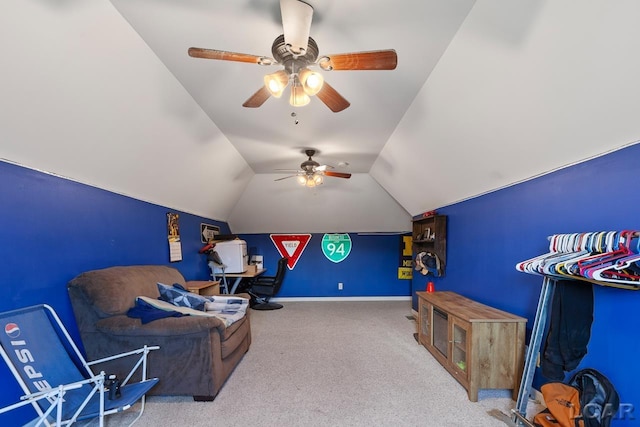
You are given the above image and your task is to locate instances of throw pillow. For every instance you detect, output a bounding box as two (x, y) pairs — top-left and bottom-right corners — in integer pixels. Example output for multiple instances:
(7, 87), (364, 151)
(157, 282), (208, 311)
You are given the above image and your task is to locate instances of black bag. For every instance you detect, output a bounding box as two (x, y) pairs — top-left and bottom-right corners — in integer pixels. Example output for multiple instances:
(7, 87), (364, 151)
(534, 368), (619, 427)
(567, 369), (619, 427)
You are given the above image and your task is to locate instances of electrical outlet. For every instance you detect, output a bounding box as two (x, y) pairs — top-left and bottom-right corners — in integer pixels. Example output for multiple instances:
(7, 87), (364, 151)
(338, 282), (343, 290)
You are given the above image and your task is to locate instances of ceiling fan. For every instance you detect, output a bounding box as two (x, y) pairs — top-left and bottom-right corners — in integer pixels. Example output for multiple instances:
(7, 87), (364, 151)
(275, 149), (351, 187)
(188, 0), (397, 112)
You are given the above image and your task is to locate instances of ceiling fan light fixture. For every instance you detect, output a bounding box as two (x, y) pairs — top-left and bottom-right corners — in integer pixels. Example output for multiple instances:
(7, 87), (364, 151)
(298, 173), (323, 188)
(299, 68), (324, 96)
(264, 70), (289, 98)
(289, 78), (310, 107)
(304, 176), (318, 187)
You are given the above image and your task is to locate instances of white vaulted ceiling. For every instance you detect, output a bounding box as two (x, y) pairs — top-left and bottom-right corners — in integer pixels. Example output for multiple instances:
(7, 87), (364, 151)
(2, 1), (639, 233)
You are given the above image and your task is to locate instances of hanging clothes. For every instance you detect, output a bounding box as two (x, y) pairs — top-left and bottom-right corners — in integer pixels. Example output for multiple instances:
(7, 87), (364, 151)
(541, 279), (594, 381)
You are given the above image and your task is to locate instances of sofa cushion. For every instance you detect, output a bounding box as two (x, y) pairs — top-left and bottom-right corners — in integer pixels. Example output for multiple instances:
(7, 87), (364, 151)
(145, 293), (248, 328)
(157, 282), (209, 311)
(220, 316), (249, 359)
(68, 265), (187, 317)
(97, 311), (225, 336)
(139, 296), (220, 319)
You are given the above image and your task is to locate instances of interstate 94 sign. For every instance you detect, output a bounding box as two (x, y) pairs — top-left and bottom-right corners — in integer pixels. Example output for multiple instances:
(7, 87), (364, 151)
(321, 234), (352, 263)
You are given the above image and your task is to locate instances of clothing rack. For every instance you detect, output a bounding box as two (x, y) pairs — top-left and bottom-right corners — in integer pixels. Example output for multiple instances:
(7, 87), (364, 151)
(512, 231), (640, 426)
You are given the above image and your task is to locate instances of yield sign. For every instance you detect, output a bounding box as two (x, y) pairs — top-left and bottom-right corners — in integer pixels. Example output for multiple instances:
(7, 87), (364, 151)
(270, 234), (312, 270)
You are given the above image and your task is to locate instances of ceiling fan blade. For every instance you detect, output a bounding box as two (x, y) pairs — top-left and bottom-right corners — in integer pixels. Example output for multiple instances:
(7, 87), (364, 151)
(243, 86), (272, 108)
(274, 175), (299, 181)
(324, 171), (351, 179)
(316, 81), (350, 113)
(319, 50), (398, 71)
(188, 47), (269, 64)
(280, 0), (313, 55)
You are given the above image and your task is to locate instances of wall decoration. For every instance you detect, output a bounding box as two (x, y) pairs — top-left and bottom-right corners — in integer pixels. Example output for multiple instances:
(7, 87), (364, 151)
(398, 234), (413, 279)
(167, 212), (182, 262)
(200, 223), (220, 243)
(270, 234), (312, 270)
(321, 233), (352, 263)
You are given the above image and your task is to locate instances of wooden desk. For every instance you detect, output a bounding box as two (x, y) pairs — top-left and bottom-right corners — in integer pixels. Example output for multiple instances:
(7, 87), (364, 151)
(213, 268), (266, 294)
(185, 280), (220, 296)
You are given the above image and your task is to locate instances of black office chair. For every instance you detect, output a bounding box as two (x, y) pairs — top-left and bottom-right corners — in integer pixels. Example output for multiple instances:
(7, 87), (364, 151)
(243, 257), (288, 310)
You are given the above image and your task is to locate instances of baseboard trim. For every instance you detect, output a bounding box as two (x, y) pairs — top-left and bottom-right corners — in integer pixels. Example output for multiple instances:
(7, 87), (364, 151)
(271, 296), (412, 302)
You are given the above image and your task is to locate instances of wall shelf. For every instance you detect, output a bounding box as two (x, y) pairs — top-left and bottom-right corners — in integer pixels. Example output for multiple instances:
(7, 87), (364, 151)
(412, 214), (447, 274)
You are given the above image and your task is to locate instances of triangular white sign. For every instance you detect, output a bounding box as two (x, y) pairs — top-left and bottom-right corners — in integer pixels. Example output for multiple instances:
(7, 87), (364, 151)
(282, 241), (300, 257)
(269, 234), (312, 270)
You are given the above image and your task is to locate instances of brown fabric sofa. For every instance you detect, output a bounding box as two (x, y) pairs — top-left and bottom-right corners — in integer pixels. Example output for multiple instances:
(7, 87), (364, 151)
(67, 265), (251, 400)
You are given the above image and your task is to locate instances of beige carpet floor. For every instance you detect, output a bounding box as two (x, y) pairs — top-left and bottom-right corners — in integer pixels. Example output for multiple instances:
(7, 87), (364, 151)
(93, 300), (541, 426)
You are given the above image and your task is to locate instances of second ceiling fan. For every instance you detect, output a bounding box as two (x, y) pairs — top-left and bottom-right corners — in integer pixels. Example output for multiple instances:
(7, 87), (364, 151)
(276, 149), (351, 187)
(188, 0), (397, 112)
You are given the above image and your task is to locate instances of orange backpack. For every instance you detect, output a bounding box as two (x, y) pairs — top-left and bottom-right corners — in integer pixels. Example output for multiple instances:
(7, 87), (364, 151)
(533, 382), (584, 427)
(534, 369), (620, 427)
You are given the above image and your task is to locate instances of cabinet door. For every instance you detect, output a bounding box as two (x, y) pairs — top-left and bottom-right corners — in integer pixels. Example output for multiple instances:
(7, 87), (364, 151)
(418, 300), (432, 347)
(432, 307), (449, 358)
(450, 317), (470, 382)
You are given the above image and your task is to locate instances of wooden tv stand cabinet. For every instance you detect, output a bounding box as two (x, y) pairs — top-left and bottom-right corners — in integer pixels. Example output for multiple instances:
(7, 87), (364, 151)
(416, 291), (526, 401)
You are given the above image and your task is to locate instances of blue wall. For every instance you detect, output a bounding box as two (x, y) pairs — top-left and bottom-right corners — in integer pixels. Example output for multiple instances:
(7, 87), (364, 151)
(0, 161), (411, 424)
(3, 140), (639, 425)
(413, 143), (640, 426)
(239, 233), (412, 298)
(0, 160), (230, 425)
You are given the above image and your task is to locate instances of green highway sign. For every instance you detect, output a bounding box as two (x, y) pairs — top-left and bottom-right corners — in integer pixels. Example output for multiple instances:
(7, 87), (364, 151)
(321, 233), (352, 263)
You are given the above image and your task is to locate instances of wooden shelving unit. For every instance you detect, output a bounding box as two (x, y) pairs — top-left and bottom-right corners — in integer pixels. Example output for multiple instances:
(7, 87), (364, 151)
(417, 291), (527, 402)
(412, 214), (447, 274)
